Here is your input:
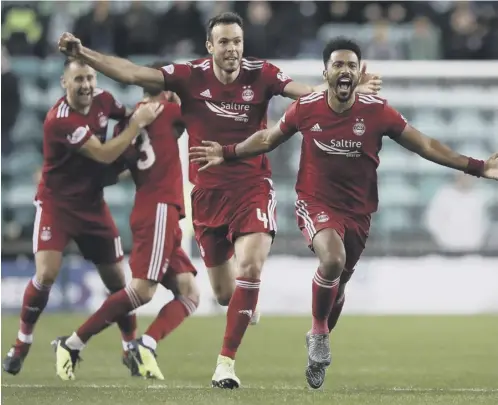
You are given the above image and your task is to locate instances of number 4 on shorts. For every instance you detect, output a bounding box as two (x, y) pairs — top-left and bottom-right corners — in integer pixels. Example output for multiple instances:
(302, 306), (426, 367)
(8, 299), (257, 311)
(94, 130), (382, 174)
(256, 208), (268, 229)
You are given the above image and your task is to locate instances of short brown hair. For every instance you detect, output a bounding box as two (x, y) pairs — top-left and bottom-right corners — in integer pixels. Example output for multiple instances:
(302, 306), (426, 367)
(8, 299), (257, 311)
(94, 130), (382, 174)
(206, 12), (243, 41)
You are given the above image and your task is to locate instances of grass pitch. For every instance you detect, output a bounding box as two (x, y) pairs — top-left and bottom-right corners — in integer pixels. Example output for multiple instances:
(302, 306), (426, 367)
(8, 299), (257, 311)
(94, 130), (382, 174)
(2, 314), (497, 404)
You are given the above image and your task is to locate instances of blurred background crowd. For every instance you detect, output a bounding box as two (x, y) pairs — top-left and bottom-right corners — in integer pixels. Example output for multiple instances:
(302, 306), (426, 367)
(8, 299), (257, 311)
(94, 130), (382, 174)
(2, 1), (498, 60)
(2, 1), (498, 259)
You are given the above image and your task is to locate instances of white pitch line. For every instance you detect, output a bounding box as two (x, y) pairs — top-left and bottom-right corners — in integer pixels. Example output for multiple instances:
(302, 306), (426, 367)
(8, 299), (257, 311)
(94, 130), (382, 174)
(2, 384), (498, 393)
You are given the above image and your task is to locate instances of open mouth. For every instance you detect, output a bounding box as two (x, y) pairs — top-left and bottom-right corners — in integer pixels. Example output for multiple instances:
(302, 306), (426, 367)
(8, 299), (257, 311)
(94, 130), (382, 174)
(337, 77), (352, 91)
(78, 91), (92, 97)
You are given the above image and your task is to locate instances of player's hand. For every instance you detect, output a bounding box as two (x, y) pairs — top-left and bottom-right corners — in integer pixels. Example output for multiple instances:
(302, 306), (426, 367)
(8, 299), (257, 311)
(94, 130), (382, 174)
(357, 62), (382, 95)
(189, 141), (224, 171)
(483, 153), (498, 180)
(130, 102), (164, 128)
(58, 32), (82, 57)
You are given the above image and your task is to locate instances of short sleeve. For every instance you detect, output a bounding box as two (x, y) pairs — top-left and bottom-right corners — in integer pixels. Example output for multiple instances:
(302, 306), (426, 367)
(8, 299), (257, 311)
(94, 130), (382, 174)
(47, 118), (92, 151)
(279, 100), (299, 135)
(107, 92), (127, 120)
(159, 63), (191, 94)
(383, 103), (408, 139)
(262, 62), (293, 96)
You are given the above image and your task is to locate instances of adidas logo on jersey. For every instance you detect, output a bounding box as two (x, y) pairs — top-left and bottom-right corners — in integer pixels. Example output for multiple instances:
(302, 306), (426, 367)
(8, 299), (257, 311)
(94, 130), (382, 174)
(200, 89), (212, 98)
(311, 123), (322, 132)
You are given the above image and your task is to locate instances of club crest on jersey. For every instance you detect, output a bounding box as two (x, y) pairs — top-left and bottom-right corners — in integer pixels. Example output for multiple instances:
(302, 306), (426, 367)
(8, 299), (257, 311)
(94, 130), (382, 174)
(40, 226), (51, 241)
(353, 118), (366, 136)
(242, 86), (254, 102)
(98, 112), (108, 128)
(316, 212), (329, 223)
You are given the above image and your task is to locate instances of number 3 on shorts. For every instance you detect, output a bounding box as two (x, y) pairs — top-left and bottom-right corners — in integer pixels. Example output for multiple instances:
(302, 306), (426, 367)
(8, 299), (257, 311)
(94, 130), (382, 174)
(256, 208), (268, 229)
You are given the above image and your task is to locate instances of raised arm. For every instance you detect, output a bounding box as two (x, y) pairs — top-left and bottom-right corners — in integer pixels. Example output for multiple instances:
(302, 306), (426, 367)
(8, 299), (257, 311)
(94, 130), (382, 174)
(395, 125), (498, 180)
(58, 33), (164, 91)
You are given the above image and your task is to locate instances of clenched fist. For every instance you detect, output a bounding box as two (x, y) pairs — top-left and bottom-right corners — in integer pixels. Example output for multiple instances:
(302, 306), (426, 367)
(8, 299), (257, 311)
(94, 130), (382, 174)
(58, 32), (82, 57)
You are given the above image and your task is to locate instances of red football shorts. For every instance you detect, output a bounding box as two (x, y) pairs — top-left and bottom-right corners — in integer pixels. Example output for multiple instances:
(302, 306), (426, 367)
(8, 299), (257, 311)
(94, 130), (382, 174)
(295, 198), (371, 281)
(33, 199), (123, 265)
(129, 203), (197, 284)
(192, 178), (277, 267)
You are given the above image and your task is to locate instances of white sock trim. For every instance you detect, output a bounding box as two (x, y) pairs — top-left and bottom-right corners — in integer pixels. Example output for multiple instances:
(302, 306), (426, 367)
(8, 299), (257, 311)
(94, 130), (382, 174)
(177, 296), (198, 315)
(65, 332), (85, 351)
(141, 335), (157, 351)
(18, 331), (33, 344)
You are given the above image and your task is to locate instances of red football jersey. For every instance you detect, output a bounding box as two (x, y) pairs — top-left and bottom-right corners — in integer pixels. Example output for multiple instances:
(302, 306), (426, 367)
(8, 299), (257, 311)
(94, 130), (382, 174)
(279, 92), (408, 215)
(36, 89), (126, 207)
(159, 57), (292, 189)
(114, 100), (185, 218)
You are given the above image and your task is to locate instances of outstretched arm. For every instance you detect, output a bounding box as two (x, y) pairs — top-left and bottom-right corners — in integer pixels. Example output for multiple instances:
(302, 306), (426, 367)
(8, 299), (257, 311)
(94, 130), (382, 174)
(59, 33), (164, 91)
(189, 123), (295, 172)
(190, 100), (300, 171)
(233, 123), (294, 158)
(395, 125), (498, 179)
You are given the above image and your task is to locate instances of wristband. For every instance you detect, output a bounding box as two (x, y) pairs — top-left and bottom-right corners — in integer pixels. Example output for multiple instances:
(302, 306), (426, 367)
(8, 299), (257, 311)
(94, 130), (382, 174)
(465, 157), (485, 177)
(222, 144), (237, 161)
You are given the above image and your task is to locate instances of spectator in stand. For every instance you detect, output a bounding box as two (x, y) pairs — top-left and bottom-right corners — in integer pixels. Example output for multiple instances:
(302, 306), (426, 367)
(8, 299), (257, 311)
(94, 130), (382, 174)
(157, 1), (205, 57)
(1, 46), (21, 158)
(408, 15), (442, 60)
(73, 0), (117, 54)
(424, 173), (491, 254)
(244, 1), (274, 58)
(115, 1), (159, 57)
(364, 20), (404, 60)
(1, 2), (47, 57)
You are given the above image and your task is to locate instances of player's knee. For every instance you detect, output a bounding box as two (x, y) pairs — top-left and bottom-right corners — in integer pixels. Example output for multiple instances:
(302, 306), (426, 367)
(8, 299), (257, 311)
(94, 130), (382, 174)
(96, 263), (127, 292)
(215, 292), (231, 306)
(237, 257), (265, 279)
(176, 274), (200, 307)
(210, 282), (232, 306)
(34, 270), (58, 286)
(129, 278), (158, 304)
(34, 251), (62, 285)
(319, 253), (345, 280)
(35, 263), (60, 286)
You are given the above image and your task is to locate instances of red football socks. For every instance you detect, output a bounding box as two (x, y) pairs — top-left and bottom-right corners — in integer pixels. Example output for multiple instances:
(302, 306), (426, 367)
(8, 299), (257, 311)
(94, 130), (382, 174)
(17, 277), (51, 344)
(145, 296), (197, 343)
(311, 269), (340, 334)
(220, 277), (260, 359)
(76, 287), (141, 343)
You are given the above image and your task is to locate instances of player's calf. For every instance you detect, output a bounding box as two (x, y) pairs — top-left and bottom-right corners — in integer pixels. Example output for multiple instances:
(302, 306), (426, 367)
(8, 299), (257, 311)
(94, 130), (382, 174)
(309, 229), (345, 334)
(142, 273), (199, 349)
(3, 251), (62, 375)
(97, 263), (138, 352)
